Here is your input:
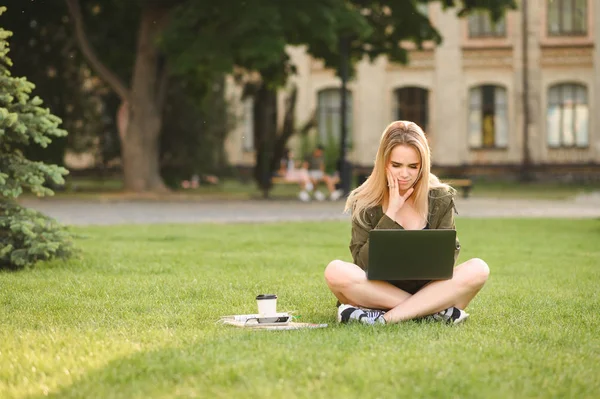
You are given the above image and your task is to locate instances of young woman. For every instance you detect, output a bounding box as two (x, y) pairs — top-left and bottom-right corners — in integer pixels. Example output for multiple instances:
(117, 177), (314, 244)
(324, 121), (489, 325)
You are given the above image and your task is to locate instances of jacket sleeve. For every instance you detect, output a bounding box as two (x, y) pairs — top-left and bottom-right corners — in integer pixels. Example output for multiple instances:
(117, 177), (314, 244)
(437, 198), (461, 263)
(349, 212), (402, 271)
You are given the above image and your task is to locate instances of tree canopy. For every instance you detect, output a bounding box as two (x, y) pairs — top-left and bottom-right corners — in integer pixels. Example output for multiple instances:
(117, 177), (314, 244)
(164, 0), (516, 84)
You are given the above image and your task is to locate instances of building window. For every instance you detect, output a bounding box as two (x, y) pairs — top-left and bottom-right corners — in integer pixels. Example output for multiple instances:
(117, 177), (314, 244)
(394, 87), (429, 132)
(547, 0), (588, 36)
(468, 11), (506, 38)
(547, 83), (588, 148)
(468, 85), (508, 148)
(242, 97), (254, 151)
(317, 88), (352, 146)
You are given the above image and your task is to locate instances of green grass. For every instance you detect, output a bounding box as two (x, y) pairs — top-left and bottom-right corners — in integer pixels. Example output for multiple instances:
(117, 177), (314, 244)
(2, 219), (600, 398)
(468, 180), (600, 200)
(39, 176), (600, 201)
(45, 177), (303, 200)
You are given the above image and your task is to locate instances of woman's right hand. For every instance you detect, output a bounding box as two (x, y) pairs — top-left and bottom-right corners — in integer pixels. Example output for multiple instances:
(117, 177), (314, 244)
(385, 168), (414, 218)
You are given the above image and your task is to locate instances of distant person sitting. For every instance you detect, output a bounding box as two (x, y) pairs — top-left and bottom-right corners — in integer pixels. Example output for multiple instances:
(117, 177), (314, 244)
(276, 149), (314, 202)
(181, 174), (220, 189)
(307, 145), (343, 201)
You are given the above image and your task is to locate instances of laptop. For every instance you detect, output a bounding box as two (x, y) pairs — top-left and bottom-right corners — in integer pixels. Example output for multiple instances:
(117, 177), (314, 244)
(368, 229), (457, 281)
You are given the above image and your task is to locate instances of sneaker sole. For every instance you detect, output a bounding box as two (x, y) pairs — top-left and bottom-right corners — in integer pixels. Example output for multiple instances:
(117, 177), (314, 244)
(337, 304), (355, 323)
(452, 312), (470, 325)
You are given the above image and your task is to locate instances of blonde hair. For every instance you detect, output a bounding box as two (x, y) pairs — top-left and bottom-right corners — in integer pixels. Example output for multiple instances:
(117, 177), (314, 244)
(345, 120), (453, 228)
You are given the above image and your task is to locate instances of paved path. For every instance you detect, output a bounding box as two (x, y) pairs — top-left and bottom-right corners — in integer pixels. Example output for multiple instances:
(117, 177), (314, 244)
(18, 194), (600, 226)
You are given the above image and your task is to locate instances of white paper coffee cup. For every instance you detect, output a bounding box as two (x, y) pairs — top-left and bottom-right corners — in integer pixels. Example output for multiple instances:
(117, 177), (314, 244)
(256, 294), (277, 316)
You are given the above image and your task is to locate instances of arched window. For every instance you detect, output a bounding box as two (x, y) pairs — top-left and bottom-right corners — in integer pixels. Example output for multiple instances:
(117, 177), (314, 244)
(394, 87), (429, 132)
(317, 88), (352, 146)
(547, 83), (588, 148)
(468, 85), (508, 148)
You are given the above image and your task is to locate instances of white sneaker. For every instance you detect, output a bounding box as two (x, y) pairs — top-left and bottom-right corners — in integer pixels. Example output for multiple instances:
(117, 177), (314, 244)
(432, 307), (470, 324)
(298, 190), (311, 202)
(330, 189), (343, 201)
(338, 304), (386, 324)
(314, 190), (326, 201)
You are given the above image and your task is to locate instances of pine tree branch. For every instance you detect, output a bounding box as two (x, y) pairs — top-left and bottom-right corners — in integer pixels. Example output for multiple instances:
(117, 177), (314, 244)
(65, 0), (131, 102)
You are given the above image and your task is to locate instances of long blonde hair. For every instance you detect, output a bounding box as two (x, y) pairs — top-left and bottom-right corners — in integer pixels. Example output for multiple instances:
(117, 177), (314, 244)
(345, 120), (453, 228)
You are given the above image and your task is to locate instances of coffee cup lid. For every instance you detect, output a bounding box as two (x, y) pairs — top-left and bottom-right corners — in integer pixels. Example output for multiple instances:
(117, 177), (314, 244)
(256, 294), (277, 300)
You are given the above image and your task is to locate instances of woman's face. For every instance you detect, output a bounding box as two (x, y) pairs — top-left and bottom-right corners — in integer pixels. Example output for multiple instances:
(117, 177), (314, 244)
(388, 144), (421, 191)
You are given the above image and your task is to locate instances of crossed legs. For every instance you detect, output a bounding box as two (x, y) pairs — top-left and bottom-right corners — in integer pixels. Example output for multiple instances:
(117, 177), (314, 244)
(324, 258), (489, 323)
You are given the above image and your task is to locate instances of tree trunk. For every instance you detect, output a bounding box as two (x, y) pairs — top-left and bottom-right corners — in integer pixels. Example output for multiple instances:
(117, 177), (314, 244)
(252, 84), (316, 198)
(66, 0), (170, 192)
(253, 83), (278, 198)
(269, 85), (297, 174)
(122, 105), (164, 192)
(120, 4), (168, 192)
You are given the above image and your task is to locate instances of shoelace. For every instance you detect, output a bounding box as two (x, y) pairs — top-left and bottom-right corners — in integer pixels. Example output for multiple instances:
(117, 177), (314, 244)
(364, 310), (384, 320)
(432, 308), (453, 322)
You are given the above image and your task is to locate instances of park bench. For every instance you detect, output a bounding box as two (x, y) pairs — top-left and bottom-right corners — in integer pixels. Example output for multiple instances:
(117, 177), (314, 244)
(271, 176), (329, 187)
(234, 166), (330, 191)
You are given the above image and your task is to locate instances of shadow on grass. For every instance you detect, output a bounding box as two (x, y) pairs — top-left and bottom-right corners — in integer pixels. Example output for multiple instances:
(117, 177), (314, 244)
(28, 326), (344, 399)
(34, 344), (216, 399)
(30, 320), (461, 399)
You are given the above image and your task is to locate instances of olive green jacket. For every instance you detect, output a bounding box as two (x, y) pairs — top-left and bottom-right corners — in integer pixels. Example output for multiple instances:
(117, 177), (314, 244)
(349, 188), (461, 271)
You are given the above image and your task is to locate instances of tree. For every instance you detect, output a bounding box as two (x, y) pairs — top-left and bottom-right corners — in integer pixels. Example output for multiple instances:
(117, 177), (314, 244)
(235, 0), (517, 195)
(161, 1), (372, 196)
(62, 0), (515, 193)
(160, 76), (231, 188)
(62, 0), (360, 192)
(0, 7), (73, 270)
(64, 0), (171, 192)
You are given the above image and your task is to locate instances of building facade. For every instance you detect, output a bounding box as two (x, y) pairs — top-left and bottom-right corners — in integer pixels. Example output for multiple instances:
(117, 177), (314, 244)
(226, 0), (599, 179)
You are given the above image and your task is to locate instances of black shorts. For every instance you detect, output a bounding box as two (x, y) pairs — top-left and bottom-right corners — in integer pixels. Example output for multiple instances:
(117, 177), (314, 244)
(389, 279), (431, 295)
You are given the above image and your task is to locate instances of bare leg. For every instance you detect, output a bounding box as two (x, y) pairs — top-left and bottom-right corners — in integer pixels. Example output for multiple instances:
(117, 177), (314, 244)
(310, 177), (320, 190)
(383, 258), (489, 323)
(324, 258), (489, 323)
(324, 260), (412, 309)
(300, 178), (311, 191)
(293, 170), (312, 191)
(323, 175), (336, 194)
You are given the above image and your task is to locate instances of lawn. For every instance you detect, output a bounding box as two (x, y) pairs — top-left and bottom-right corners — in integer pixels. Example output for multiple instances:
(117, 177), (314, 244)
(43, 176), (600, 201)
(464, 180), (600, 200)
(1, 219), (599, 398)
